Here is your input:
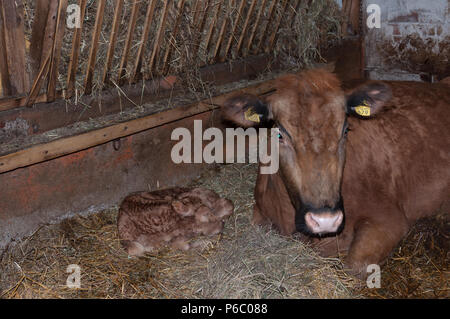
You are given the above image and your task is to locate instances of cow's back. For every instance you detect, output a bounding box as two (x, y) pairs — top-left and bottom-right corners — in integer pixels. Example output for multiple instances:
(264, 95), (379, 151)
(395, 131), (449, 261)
(343, 81), (450, 224)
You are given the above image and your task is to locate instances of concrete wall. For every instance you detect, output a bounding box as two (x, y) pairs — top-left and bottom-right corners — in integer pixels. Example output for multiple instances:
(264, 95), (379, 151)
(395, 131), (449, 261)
(363, 0), (449, 81)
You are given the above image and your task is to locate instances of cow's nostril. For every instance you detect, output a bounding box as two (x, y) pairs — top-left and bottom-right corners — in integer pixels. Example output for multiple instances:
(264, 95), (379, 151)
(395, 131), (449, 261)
(305, 211), (343, 234)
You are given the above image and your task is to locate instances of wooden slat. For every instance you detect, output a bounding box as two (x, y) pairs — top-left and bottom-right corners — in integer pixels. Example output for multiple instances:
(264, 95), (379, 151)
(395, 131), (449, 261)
(221, 0), (246, 62)
(25, 53), (51, 107)
(67, 0), (88, 98)
(29, 0), (51, 81)
(192, 0), (211, 59)
(147, 0), (171, 77)
(84, 0), (106, 95)
(211, 0), (234, 63)
(161, 0), (186, 74)
(0, 1), (30, 95)
(0, 78), (278, 174)
(101, 0), (124, 86)
(245, 0), (267, 56)
(117, 0), (140, 85)
(0, 93), (53, 112)
(266, 0), (288, 53)
(255, 0), (278, 54)
(235, 0), (257, 56)
(202, 1), (222, 60)
(191, 0), (203, 26)
(0, 5), (12, 96)
(131, 0), (157, 83)
(47, 0), (68, 102)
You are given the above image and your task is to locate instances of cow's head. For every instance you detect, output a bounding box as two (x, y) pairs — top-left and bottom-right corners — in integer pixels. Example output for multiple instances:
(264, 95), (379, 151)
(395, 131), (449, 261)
(222, 69), (391, 237)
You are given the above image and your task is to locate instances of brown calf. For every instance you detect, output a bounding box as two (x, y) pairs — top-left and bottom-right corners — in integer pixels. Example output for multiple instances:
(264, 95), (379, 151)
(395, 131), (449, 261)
(222, 68), (450, 275)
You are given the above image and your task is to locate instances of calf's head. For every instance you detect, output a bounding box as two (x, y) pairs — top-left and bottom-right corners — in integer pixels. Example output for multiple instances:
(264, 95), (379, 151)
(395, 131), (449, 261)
(222, 69), (391, 237)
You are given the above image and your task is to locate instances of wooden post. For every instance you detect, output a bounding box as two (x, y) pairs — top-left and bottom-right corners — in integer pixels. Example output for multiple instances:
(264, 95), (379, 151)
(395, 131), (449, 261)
(0, 1), (30, 95)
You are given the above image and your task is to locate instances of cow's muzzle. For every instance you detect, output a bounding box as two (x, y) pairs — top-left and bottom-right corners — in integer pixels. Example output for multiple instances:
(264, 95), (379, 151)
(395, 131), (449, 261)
(304, 210), (343, 235)
(295, 197), (345, 237)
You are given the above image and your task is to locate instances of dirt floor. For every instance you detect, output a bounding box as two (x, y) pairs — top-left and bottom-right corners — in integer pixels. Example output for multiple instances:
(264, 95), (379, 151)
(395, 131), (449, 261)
(0, 163), (448, 299)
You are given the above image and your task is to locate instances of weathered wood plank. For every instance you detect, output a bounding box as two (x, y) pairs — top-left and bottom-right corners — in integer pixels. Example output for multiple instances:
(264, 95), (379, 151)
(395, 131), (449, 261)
(0, 78), (278, 174)
(0, 1), (30, 95)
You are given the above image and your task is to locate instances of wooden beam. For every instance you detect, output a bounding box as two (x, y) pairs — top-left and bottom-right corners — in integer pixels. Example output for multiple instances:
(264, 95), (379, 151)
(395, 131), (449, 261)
(0, 78), (278, 174)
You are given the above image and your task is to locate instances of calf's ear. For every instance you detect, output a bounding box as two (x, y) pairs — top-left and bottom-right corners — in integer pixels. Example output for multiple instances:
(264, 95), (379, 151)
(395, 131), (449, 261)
(221, 93), (272, 127)
(346, 82), (392, 118)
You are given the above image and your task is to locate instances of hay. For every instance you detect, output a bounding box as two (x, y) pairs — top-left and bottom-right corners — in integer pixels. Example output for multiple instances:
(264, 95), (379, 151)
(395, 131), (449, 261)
(355, 212), (449, 298)
(0, 163), (360, 299)
(1, 163), (448, 299)
(20, 0), (344, 100)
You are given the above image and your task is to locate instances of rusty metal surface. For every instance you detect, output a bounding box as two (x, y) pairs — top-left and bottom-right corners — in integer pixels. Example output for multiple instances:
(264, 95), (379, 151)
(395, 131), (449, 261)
(0, 110), (223, 249)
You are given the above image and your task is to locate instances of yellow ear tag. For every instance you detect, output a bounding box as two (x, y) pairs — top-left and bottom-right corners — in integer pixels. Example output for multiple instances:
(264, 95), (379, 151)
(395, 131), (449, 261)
(244, 107), (260, 123)
(354, 101), (371, 117)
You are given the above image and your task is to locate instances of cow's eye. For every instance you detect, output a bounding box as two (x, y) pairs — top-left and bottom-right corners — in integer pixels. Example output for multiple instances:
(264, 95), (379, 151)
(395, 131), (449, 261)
(277, 131), (283, 139)
(342, 123), (350, 137)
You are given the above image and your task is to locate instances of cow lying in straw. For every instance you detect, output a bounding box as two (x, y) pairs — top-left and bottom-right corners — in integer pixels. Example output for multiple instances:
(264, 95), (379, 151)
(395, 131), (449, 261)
(221, 68), (450, 276)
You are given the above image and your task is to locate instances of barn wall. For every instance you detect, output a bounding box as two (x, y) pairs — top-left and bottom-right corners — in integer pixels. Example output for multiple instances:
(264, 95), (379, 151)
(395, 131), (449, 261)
(363, 0), (449, 81)
(0, 111), (223, 249)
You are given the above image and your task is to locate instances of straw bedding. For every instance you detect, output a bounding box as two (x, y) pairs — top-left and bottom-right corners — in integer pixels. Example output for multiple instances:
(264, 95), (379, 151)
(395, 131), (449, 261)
(1, 163), (447, 299)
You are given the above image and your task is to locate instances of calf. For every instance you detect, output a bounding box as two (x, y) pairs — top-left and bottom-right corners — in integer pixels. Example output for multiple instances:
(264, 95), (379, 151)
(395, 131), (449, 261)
(118, 187), (234, 255)
(222, 68), (449, 275)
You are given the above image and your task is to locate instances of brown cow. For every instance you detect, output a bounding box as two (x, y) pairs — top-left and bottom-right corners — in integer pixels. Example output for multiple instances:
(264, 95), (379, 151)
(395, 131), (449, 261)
(221, 68), (450, 276)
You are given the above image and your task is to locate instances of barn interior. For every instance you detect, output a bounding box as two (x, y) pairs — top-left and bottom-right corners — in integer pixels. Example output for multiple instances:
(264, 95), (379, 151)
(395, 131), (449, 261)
(0, 0), (448, 298)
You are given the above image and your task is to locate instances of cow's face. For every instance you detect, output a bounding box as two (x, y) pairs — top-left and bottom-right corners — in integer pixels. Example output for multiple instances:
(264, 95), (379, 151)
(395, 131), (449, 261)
(222, 69), (391, 237)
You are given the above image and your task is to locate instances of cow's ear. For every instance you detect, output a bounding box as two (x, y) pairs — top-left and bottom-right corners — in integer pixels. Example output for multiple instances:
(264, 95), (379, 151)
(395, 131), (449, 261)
(346, 82), (392, 118)
(221, 93), (272, 127)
